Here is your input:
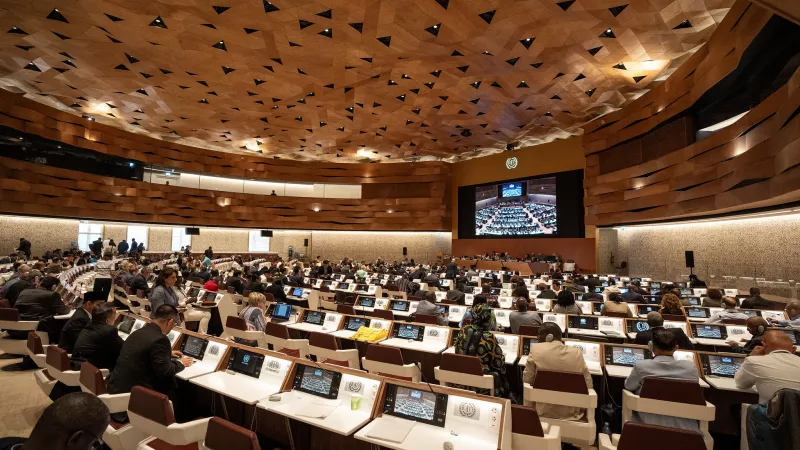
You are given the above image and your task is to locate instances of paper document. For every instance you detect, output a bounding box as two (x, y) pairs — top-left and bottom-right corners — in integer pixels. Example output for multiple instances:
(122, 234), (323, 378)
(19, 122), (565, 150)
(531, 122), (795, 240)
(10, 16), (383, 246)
(296, 402), (338, 419)
(366, 417), (415, 443)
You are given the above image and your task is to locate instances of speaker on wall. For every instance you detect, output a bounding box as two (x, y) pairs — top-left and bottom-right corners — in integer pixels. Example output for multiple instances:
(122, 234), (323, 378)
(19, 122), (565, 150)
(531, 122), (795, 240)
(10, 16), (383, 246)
(403, 247), (407, 256)
(261, 230), (273, 237)
(304, 239), (309, 247)
(185, 227), (200, 236)
(685, 251), (695, 268)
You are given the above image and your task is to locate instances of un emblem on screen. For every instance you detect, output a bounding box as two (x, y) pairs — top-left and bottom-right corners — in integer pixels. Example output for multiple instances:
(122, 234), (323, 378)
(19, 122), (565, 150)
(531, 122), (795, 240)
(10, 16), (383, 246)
(505, 157), (518, 169)
(459, 402), (477, 418)
(636, 322), (649, 332)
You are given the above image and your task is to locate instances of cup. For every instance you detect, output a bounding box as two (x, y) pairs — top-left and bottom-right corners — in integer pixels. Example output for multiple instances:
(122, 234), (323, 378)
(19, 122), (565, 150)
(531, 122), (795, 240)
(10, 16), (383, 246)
(350, 394), (362, 410)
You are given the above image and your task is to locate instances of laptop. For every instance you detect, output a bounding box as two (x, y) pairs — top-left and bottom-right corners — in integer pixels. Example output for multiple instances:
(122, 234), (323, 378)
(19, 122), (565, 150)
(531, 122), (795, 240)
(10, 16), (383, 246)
(271, 303), (293, 323)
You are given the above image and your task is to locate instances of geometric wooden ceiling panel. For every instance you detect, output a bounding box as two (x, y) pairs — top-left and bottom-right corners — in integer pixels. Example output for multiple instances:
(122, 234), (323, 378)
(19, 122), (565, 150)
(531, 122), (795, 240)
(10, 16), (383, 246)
(0, 0), (734, 162)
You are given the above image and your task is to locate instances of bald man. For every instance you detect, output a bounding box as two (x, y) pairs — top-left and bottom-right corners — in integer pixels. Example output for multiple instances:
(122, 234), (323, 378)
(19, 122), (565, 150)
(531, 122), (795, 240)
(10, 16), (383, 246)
(768, 301), (800, 330)
(728, 317), (769, 354)
(735, 330), (800, 403)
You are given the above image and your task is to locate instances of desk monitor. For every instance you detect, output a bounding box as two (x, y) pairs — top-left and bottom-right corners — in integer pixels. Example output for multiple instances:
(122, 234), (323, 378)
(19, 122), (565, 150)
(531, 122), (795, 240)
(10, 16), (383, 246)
(739, 310), (760, 318)
(355, 284), (370, 292)
(271, 303), (293, 320)
(569, 316), (598, 330)
(292, 365), (342, 400)
(227, 348), (264, 378)
(692, 324), (726, 340)
(322, 280), (334, 288)
(303, 310), (326, 325)
(605, 346), (650, 367)
(677, 282), (687, 288)
(291, 287), (304, 297)
(574, 293), (583, 301)
(205, 291), (218, 302)
(637, 304), (659, 315)
(522, 337), (539, 355)
(180, 335), (209, 360)
(627, 319), (650, 333)
(117, 316), (135, 334)
(593, 302), (603, 314)
(393, 324), (425, 342)
(680, 288), (692, 296)
(649, 288), (660, 295)
(357, 297), (376, 308)
(700, 354), (744, 378)
(344, 316), (371, 332)
(338, 283), (350, 291)
(601, 281), (609, 287)
(686, 307), (709, 318)
(389, 300), (410, 312)
(685, 297), (700, 306)
(383, 384), (448, 427)
(489, 287), (501, 295)
(186, 286), (201, 299)
(650, 282), (661, 289)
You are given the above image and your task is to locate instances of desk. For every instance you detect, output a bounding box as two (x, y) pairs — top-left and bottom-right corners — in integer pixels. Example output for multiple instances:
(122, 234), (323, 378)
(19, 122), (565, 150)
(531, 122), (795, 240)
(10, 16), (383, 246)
(191, 371), (283, 405)
(380, 338), (448, 354)
(703, 376), (756, 393)
(356, 417), (499, 450)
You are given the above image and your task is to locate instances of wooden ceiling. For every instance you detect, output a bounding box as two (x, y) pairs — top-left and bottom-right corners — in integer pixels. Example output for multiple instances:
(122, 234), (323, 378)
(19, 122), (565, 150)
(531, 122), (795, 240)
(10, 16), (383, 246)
(0, 0), (733, 163)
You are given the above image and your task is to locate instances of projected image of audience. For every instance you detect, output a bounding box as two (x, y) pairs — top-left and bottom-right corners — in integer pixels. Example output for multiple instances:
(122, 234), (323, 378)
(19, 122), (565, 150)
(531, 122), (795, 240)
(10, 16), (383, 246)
(394, 387), (436, 421)
(475, 177), (557, 236)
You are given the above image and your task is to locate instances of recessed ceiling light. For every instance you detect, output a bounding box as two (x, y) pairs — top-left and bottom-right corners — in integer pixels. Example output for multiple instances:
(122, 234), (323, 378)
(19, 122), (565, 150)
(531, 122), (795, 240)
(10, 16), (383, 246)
(433, 25), (438, 28)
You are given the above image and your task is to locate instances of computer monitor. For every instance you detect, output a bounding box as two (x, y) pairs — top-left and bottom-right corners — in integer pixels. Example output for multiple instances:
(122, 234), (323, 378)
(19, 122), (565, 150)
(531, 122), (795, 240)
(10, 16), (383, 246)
(186, 286), (201, 299)
(521, 337), (539, 355)
(739, 310), (760, 318)
(303, 310), (326, 325)
(392, 324), (424, 341)
(227, 348), (264, 378)
(568, 316), (598, 330)
(680, 288), (692, 296)
(271, 303), (292, 320)
(686, 297), (700, 306)
(389, 300), (410, 312)
(180, 335), (209, 360)
(117, 316), (135, 334)
(637, 304), (659, 315)
(344, 316), (371, 332)
(627, 319), (650, 333)
(338, 283), (350, 291)
(700, 353), (744, 378)
(291, 287), (304, 297)
(692, 324), (727, 339)
(650, 282), (661, 289)
(357, 297), (376, 308)
(643, 295), (660, 304)
(592, 302), (603, 314)
(685, 307), (709, 318)
(383, 384), (448, 427)
(292, 365), (342, 400)
(604, 345), (650, 366)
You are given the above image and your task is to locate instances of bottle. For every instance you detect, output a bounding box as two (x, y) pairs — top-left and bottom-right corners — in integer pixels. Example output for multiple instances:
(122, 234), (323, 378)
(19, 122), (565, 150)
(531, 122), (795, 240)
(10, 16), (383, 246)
(602, 422), (611, 437)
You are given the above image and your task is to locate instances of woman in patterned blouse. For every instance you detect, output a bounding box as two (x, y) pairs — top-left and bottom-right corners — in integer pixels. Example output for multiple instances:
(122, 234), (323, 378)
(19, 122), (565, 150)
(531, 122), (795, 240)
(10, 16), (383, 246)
(454, 303), (510, 398)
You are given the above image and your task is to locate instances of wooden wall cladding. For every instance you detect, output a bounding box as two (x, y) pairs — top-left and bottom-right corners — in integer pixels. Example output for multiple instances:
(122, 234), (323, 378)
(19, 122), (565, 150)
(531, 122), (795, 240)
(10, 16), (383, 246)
(0, 89), (450, 185)
(0, 156), (449, 231)
(598, 116), (695, 175)
(582, 2), (800, 226)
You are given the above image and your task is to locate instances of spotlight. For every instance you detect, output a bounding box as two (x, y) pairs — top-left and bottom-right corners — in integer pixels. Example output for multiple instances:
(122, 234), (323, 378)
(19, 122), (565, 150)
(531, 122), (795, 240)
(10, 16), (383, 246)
(460, 129), (472, 137)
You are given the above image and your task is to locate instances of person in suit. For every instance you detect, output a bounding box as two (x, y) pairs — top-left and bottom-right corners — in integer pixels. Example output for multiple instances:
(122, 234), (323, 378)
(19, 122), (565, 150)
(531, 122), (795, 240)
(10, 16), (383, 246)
(108, 305), (192, 418)
(523, 322), (592, 421)
(57, 291), (107, 353)
(741, 287), (771, 310)
(16, 237), (31, 259)
(536, 283), (557, 299)
(601, 292), (632, 317)
(3, 267), (39, 307)
(227, 270), (244, 295)
(624, 328), (701, 431)
(729, 316), (769, 354)
(130, 266), (152, 297)
(621, 282), (645, 304)
(14, 276), (68, 322)
(265, 278), (288, 303)
(70, 303), (123, 370)
(411, 291), (447, 325)
(634, 312), (694, 350)
(444, 260), (458, 280)
(204, 246), (214, 259)
(117, 239), (129, 255)
(688, 274), (707, 288)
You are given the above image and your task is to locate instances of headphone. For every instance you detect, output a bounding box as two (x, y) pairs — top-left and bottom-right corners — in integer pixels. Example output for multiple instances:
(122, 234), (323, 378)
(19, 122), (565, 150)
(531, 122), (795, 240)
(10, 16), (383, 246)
(648, 340), (654, 353)
(544, 333), (554, 342)
(755, 324), (766, 334)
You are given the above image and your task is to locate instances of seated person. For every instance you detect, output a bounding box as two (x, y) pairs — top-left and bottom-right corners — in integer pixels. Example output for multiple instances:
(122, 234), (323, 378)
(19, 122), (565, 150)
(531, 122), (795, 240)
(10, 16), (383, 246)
(129, 266), (152, 297)
(624, 328), (701, 431)
(71, 303), (124, 370)
(741, 287), (771, 310)
(728, 316), (769, 354)
(453, 303), (509, 397)
(203, 271), (219, 292)
(14, 276), (68, 322)
(735, 330), (800, 404)
(411, 291), (447, 326)
(707, 297), (749, 323)
(523, 323), (592, 421)
(446, 280), (466, 304)
(601, 292), (632, 317)
(552, 290), (582, 315)
(658, 293), (685, 317)
(227, 270), (244, 294)
(508, 298), (542, 334)
(767, 301), (800, 329)
(701, 288), (724, 307)
(621, 282), (645, 304)
(150, 268), (211, 335)
(634, 312), (694, 350)
(58, 291), (107, 353)
(237, 292), (268, 346)
(265, 278), (288, 303)
(536, 283), (556, 299)
(459, 295), (497, 330)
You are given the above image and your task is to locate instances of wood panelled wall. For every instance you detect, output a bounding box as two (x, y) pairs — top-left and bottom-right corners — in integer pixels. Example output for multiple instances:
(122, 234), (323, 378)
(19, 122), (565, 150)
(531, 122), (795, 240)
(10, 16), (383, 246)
(0, 89), (449, 185)
(582, 2), (800, 226)
(0, 156), (448, 231)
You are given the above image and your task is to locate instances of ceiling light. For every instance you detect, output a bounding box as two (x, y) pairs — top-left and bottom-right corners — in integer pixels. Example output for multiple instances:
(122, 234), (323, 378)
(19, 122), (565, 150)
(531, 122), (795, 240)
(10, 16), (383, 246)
(433, 25), (438, 28)
(526, 38), (531, 41)
(313, 207), (320, 212)
(606, 28), (611, 33)
(325, 29), (329, 32)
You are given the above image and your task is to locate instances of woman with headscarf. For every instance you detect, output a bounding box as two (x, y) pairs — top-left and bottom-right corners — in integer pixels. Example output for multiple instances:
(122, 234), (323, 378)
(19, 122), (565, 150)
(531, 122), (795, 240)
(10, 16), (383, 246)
(454, 303), (510, 398)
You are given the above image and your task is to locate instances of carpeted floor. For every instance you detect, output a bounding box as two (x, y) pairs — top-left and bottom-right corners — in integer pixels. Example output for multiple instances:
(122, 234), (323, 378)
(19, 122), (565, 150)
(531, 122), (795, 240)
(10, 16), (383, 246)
(0, 354), (51, 438)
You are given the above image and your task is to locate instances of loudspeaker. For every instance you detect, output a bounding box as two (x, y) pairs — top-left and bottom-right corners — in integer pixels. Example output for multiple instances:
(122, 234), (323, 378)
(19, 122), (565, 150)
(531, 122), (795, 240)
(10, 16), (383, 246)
(304, 239), (309, 247)
(185, 227), (200, 236)
(685, 251), (695, 268)
(403, 247), (407, 256)
(261, 230), (273, 237)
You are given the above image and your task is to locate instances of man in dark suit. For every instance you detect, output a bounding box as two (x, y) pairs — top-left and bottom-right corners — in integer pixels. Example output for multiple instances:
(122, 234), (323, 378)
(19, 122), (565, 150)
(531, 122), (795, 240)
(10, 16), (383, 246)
(14, 276), (68, 342)
(265, 279), (288, 303)
(17, 237), (31, 259)
(130, 266), (152, 297)
(741, 287), (771, 309)
(634, 312), (694, 350)
(621, 282), (646, 304)
(227, 270), (244, 294)
(536, 283), (558, 299)
(204, 246), (214, 259)
(108, 305), (192, 406)
(444, 260), (458, 280)
(3, 268), (38, 307)
(57, 291), (107, 353)
(71, 303), (124, 370)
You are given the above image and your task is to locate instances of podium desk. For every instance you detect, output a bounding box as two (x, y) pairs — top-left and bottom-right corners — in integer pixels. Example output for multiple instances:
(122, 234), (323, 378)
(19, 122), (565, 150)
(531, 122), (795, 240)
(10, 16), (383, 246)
(173, 330), (230, 381)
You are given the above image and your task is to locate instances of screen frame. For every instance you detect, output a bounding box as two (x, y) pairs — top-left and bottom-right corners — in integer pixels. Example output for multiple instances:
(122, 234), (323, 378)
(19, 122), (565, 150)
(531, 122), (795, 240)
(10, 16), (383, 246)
(292, 365), (343, 400)
(383, 384), (449, 427)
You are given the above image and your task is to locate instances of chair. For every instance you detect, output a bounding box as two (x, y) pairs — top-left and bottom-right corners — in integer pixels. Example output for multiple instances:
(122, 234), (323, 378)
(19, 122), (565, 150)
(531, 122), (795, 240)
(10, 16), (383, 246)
(414, 313), (440, 325)
(223, 316), (266, 348)
(510, 405), (561, 450)
(263, 322), (309, 359)
(128, 386), (211, 450)
(598, 422), (707, 450)
(519, 325), (540, 336)
(336, 304), (356, 316)
(361, 345), (420, 382)
(621, 378), (715, 450)
(200, 417), (260, 450)
(434, 353), (494, 396)
(308, 332), (360, 369)
(370, 309), (394, 320)
(79, 362), (147, 450)
(0, 308), (44, 356)
(523, 370), (597, 447)
(662, 314), (686, 322)
(45, 346), (85, 387)
(216, 293), (239, 334)
(604, 311), (629, 318)
(26, 331), (48, 368)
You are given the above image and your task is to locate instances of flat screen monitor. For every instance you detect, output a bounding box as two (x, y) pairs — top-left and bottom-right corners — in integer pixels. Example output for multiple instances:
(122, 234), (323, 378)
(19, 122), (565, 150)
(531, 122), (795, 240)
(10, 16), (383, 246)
(680, 288), (692, 296)
(701, 354), (743, 378)
(271, 303), (292, 320)
(637, 305), (659, 314)
(186, 286), (201, 298)
(357, 297), (375, 308)
(605, 346), (649, 367)
(469, 175), (564, 237)
(291, 287), (304, 297)
(686, 307), (709, 318)
(627, 320), (650, 333)
(204, 291), (218, 302)
(650, 282), (661, 289)
(180, 336), (208, 360)
(383, 385), (448, 427)
(303, 311), (326, 325)
(643, 295), (660, 304)
(569, 316), (598, 330)
(393, 324), (424, 341)
(739, 310), (759, 318)
(344, 316), (371, 332)
(227, 348), (264, 378)
(687, 297), (700, 306)
(117, 316), (135, 334)
(693, 324), (726, 339)
(292, 365), (342, 399)
(390, 300), (410, 312)
(338, 283), (350, 291)
(522, 337), (539, 355)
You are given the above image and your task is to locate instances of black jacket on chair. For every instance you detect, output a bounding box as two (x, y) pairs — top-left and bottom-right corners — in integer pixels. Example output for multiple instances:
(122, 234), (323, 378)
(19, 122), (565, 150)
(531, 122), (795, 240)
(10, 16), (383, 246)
(107, 322), (184, 397)
(58, 307), (90, 352)
(71, 322), (124, 370)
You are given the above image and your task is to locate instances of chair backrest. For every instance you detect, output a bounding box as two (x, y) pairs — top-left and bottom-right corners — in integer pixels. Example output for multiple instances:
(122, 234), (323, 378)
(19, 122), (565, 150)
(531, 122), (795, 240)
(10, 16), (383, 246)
(227, 286), (236, 294)
(722, 318), (747, 326)
(79, 362), (107, 395)
(337, 304), (356, 315)
(384, 284), (399, 291)
(616, 422), (706, 450)
(265, 322), (291, 340)
(511, 405), (545, 437)
(242, 290), (251, 298)
(226, 315), (248, 331)
(365, 344), (405, 365)
(604, 311), (629, 318)
(46, 345), (70, 371)
(408, 296), (421, 301)
(27, 331), (44, 355)
(204, 417), (260, 450)
(519, 325), (540, 336)
(262, 293), (275, 302)
(662, 313), (686, 321)
(639, 378), (706, 405)
(370, 309), (394, 320)
(309, 332), (339, 351)
(129, 386), (175, 426)
(531, 369), (589, 394)
(0, 308), (20, 321)
(415, 314), (439, 325)
(439, 353), (484, 376)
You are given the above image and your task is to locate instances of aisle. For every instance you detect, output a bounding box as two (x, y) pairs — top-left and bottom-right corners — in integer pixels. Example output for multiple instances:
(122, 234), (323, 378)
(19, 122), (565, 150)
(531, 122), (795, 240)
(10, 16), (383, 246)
(0, 354), (51, 437)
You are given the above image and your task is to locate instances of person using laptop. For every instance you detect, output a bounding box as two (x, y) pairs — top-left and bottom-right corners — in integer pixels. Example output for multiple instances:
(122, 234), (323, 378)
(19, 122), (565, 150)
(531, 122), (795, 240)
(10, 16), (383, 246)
(728, 316), (769, 354)
(767, 301), (800, 329)
(735, 330), (800, 404)
(265, 278), (288, 303)
(706, 297), (749, 323)
(624, 328), (701, 431)
(523, 322), (592, 421)
(634, 312), (694, 350)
